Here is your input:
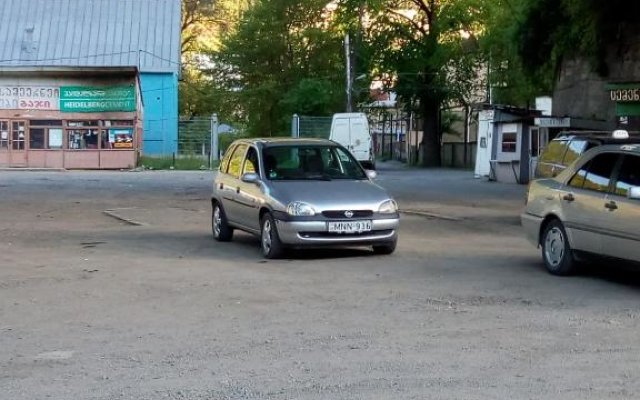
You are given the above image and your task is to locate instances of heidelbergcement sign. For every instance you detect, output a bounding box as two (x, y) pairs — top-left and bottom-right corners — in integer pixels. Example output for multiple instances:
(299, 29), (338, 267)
(60, 86), (136, 112)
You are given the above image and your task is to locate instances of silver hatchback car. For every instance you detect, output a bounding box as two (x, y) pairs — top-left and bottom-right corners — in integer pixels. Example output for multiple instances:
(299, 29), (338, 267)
(522, 143), (640, 275)
(211, 138), (400, 258)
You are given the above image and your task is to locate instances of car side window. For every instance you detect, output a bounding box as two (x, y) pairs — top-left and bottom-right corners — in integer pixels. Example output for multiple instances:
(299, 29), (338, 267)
(243, 147), (260, 175)
(220, 145), (235, 173)
(581, 153), (620, 193)
(614, 155), (640, 197)
(568, 162), (590, 189)
(227, 144), (247, 178)
(562, 140), (587, 166)
(539, 140), (568, 163)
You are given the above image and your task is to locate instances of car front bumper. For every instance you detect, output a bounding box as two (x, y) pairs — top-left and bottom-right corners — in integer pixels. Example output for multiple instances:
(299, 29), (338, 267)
(275, 217), (399, 246)
(521, 212), (543, 247)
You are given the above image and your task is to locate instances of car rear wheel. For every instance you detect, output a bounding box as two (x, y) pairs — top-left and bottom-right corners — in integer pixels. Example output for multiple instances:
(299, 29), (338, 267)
(541, 220), (576, 276)
(373, 239), (397, 255)
(212, 203), (233, 242)
(261, 213), (284, 259)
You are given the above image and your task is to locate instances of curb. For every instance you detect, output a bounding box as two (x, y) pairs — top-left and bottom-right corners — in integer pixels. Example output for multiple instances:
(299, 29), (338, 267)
(0, 168), (67, 172)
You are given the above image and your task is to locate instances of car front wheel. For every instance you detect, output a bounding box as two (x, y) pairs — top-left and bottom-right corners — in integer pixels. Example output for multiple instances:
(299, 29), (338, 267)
(541, 220), (576, 276)
(260, 213), (284, 259)
(212, 203), (233, 242)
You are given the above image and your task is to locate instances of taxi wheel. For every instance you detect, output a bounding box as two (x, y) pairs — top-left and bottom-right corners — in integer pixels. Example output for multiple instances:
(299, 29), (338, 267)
(212, 203), (233, 242)
(261, 213), (284, 259)
(373, 239), (397, 255)
(541, 220), (576, 276)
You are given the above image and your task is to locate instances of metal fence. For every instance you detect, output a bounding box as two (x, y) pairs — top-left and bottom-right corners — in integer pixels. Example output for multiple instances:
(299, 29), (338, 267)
(293, 115), (332, 139)
(178, 118), (213, 157)
(140, 115), (237, 168)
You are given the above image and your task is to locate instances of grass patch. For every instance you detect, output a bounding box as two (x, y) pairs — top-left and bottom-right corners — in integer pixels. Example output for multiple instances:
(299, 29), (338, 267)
(139, 155), (219, 170)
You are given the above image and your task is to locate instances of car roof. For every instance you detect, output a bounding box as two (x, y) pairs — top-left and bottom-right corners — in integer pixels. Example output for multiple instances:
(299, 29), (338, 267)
(232, 137), (337, 147)
(554, 130), (640, 142)
(592, 143), (640, 154)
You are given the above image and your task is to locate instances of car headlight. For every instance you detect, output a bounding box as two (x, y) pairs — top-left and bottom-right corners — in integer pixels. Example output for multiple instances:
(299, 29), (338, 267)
(378, 199), (398, 214)
(286, 201), (317, 216)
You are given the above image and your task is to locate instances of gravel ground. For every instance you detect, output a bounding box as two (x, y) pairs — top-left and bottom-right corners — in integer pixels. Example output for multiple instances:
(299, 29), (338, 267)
(1, 165), (640, 399)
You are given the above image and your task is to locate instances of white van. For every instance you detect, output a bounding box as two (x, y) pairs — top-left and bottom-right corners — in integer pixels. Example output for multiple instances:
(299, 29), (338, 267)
(329, 113), (375, 170)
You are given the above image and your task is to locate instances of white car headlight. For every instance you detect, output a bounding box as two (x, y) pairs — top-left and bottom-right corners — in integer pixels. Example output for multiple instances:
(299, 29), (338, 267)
(286, 201), (317, 216)
(378, 199), (398, 214)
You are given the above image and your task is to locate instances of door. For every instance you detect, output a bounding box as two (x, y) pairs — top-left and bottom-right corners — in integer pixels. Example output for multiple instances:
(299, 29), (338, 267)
(0, 120), (27, 167)
(601, 154), (640, 262)
(559, 152), (620, 254)
(474, 110), (493, 177)
(349, 118), (371, 162)
(234, 146), (263, 231)
(331, 118), (350, 150)
(529, 127), (548, 180)
(219, 143), (247, 225)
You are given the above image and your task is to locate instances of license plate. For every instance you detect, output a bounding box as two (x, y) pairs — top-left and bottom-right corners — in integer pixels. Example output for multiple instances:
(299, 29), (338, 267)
(327, 220), (372, 233)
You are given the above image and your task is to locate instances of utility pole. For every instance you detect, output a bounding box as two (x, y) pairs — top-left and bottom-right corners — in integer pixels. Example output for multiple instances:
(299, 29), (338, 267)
(345, 33), (353, 112)
(210, 113), (219, 168)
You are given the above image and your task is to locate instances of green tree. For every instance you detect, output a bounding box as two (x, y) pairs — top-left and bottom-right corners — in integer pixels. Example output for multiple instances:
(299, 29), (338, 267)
(212, 0), (346, 136)
(343, 0), (492, 166)
(486, 0), (640, 105)
(179, 0), (251, 120)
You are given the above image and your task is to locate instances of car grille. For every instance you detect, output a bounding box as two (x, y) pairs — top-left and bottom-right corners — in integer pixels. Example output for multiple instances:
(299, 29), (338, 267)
(299, 229), (393, 238)
(322, 210), (373, 219)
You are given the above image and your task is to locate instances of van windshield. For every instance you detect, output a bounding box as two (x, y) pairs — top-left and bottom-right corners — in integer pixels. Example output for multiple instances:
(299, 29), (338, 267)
(262, 145), (367, 181)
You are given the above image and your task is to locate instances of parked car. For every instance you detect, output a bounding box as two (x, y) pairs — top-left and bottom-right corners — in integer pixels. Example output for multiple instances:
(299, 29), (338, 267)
(522, 141), (640, 275)
(535, 130), (638, 179)
(330, 113), (375, 170)
(211, 138), (399, 258)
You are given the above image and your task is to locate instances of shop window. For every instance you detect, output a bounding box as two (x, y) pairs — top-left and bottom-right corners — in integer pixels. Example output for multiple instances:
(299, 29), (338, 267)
(68, 129), (99, 149)
(29, 120), (64, 150)
(48, 129), (63, 149)
(12, 121), (25, 150)
(30, 128), (45, 149)
(501, 132), (517, 153)
(0, 121), (8, 149)
(101, 128), (134, 149)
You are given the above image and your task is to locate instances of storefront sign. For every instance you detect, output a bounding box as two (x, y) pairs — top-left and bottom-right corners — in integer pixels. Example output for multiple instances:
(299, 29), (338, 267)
(60, 86), (136, 113)
(534, 117), (571, 128)
(610, 88), (640, 102)
(0, 86), (60, 110)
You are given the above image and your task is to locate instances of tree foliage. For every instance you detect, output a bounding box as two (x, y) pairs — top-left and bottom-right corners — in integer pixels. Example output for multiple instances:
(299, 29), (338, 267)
(487, 0), (640, 106)
(211, 0), (346, 136)
(341, 0), (492, 166)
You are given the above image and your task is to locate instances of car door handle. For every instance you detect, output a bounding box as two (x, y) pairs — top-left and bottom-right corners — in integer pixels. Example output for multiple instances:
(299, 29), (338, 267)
(236, 187), (241, 194)
(604, 201), (618, 211)
(562, 193), (575, 202)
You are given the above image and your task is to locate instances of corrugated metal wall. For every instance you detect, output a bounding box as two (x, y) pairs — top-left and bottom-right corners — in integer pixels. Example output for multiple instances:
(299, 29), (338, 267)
(0, 0), (181, 73)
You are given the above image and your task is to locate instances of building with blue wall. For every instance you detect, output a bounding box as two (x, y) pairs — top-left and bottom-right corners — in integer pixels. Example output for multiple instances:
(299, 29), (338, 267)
(0, 0), (181, 157)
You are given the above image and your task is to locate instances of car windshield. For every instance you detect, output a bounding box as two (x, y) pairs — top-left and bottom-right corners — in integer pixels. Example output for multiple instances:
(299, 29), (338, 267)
(262, 145), (367, 181)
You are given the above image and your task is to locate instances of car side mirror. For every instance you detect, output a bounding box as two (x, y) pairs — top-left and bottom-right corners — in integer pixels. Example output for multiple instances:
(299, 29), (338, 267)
(241, 172), (260, 184)
(365, 170), (377, 180)
(628, 186), (640, 200)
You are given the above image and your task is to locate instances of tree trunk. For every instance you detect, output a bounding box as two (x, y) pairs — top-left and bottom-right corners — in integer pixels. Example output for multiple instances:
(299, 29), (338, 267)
(420, 97), (441, 167)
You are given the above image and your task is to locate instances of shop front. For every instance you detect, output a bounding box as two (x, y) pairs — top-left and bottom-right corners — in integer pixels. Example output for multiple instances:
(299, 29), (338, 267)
(0, 68), (142, 169)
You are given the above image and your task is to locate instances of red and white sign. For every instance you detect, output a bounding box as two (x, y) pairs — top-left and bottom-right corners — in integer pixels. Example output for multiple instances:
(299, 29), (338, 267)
(0, 86), (60, 110)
